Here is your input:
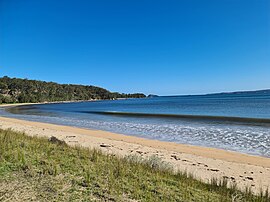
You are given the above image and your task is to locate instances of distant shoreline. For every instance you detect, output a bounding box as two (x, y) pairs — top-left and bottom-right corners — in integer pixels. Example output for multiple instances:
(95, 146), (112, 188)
(0, 98), (133, 108)
(0, 100), (92, 105)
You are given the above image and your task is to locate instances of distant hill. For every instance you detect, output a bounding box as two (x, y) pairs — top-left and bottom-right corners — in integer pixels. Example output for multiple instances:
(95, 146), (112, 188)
(147, 94), (159, 98)
(207, 89), (270, 96)
(0, 76), (146, 104)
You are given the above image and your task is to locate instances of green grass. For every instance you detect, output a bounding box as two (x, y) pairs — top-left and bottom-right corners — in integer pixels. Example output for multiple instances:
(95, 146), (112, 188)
(0, 128), (269, 201)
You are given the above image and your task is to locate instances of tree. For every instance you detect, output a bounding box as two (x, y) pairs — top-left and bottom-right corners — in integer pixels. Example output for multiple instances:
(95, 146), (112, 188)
(0, 76), (146, 103)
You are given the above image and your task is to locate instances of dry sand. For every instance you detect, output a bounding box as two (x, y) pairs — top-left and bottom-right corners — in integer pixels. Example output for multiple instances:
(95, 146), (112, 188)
(0, 104), (269, 193)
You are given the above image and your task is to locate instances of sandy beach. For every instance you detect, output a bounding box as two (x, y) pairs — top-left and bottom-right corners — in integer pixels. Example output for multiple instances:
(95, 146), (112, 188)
(0, 104), (270, 194)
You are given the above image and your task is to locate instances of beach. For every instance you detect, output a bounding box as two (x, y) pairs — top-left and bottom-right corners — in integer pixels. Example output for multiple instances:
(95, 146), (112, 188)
(0, 106), (269, 194)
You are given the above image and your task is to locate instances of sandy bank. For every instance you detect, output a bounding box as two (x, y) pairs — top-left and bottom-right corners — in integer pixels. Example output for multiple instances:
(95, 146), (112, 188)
(0, 100), (97, 108)
(0, 115), (269, 193)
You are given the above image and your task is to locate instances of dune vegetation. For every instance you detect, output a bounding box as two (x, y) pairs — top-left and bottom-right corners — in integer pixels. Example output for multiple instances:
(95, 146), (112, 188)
(0, 128), (269, 202)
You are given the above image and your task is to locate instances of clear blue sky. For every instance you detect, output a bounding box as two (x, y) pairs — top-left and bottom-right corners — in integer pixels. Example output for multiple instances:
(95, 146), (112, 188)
(0, 0), (269, 95)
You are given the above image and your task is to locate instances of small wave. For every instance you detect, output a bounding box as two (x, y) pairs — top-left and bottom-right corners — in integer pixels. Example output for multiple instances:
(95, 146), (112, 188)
(79, 111), (270, 126)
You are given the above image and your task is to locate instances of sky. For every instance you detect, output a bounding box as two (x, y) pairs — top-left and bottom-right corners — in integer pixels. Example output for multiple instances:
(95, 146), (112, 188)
(0, 0), (269, 95)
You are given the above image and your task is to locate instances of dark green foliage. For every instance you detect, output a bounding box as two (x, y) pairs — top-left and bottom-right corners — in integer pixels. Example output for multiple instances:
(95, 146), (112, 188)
(0, 76), (146, 103)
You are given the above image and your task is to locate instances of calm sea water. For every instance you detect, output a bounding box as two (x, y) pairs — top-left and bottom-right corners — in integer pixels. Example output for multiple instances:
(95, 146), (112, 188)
(1, 92), (270, 157)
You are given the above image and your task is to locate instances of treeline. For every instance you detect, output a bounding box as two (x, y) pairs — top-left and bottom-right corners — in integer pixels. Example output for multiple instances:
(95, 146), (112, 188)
(0, 76), (146, 104)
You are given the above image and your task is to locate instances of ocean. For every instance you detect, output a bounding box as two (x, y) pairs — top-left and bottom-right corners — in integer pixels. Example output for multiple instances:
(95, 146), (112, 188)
(1, 92), (270, 157)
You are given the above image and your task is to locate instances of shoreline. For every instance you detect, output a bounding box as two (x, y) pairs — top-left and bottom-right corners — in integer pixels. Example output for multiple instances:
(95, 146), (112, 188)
(0, 115), (270, 192)
(0, 100), (99, 108)
(0, 97), (140, 108)
(0, 116), (269, 167)
(1, 102), (269, 162)
(1, 103), (269, 165)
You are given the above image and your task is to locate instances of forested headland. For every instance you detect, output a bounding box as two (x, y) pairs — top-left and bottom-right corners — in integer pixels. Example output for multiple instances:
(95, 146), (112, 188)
(0, 76), (146, 104)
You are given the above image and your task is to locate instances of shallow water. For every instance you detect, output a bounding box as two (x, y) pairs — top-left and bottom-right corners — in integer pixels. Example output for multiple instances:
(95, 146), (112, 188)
(1, 93), (270, 157)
